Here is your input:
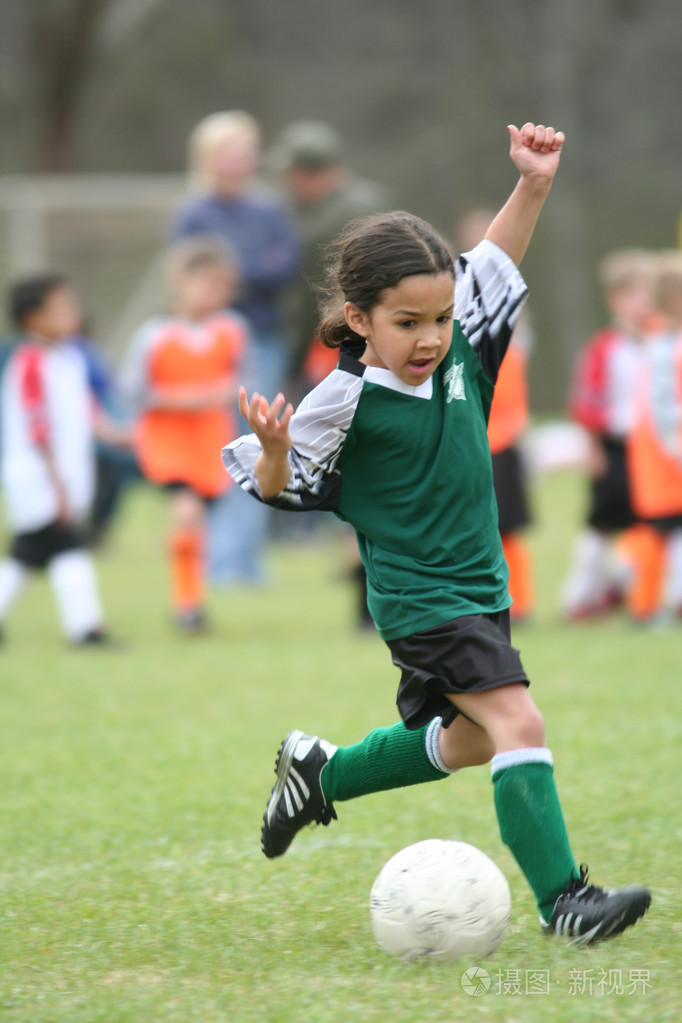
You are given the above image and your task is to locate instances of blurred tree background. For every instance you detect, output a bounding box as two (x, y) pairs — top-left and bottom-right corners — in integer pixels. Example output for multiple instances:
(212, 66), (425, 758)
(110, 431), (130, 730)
(0, 0), (680, 409)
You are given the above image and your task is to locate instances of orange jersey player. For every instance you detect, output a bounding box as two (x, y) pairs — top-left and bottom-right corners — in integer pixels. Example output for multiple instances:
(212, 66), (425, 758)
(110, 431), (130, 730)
(134, 313), (244, 499)
(121, 237), (246, 632)
(626, 252), (682, 622)
(458, 209), (534, 624)
(487, 320), (534, 622)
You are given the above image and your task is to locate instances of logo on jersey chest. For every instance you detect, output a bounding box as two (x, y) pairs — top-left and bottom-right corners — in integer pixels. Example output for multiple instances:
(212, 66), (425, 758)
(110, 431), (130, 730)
(444, 361), (466, 403)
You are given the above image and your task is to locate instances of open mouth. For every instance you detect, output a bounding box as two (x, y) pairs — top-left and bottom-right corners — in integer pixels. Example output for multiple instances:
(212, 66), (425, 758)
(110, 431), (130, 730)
(407, 357), (434, 373)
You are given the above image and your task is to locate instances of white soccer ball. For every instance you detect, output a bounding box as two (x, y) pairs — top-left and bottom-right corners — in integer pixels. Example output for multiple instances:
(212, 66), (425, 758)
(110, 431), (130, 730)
(370, 839), (511, 962)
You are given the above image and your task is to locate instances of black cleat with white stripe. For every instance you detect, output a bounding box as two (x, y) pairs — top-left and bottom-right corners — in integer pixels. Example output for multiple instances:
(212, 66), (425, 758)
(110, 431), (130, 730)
(261, 730), (338, 859)
(542, 864), (651, 945)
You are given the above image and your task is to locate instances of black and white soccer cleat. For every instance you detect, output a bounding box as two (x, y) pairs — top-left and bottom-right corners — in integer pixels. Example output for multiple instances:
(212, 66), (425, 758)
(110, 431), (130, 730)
(542, 863), (651, 945)
(261, 730), (338, 859)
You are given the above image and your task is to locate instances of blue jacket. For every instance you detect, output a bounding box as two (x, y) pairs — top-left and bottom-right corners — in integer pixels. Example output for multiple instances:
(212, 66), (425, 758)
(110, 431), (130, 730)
(171, 190), (301, 336)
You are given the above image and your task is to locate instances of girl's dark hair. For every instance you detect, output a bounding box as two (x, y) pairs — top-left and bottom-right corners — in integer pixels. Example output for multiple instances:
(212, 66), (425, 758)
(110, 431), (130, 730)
(318, 211), (454, 349)
(7, 273), (69, 330)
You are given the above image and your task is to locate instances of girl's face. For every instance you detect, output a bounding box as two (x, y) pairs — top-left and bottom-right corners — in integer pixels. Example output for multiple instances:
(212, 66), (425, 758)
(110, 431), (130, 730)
(347, 272), (454, 386)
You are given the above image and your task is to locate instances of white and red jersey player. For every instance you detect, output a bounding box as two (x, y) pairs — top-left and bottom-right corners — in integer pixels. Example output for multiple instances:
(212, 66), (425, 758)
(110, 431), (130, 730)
(1, 339), (95, 532)
(569, 326), (643, 441)
(562, 326), (647, 619)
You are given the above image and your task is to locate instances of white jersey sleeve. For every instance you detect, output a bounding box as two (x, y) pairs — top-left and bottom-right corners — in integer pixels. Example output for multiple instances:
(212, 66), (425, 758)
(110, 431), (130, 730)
(455, 239), (528, 383)
(117, 318), (165, 412)
(223, 365), (364, 510)
(649, 332), (682, 462)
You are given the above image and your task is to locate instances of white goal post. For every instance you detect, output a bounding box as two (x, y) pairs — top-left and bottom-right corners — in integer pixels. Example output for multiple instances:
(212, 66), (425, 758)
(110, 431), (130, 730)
(0, 174), (184, 359)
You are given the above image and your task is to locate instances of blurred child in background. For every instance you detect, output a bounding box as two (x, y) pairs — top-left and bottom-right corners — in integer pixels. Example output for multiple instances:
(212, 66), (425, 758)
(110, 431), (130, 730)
(626, 252), (682, 623)
(488, 316), (534, 623)
(563, 250), (656, 620)
(70, 317), (141, 547)
(0, 274), (122, 646)
(121, 237), (245, 633)
(457, 209), (534, 624)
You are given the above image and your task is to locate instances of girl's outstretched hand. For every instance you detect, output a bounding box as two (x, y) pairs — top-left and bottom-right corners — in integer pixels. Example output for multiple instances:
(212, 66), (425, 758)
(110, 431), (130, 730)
(507, 123), (565, 186)
(239, 386), (294, 455)
(238, 387), (294, 498)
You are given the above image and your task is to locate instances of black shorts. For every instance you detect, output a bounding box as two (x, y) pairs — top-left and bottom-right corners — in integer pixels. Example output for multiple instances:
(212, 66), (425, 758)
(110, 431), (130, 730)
(587, 436), (636, 532)
(9, 521), (84, 570)
(646, 513), (682, 533)
(492, 445), (531, 534)
(387, 609), (529, 731)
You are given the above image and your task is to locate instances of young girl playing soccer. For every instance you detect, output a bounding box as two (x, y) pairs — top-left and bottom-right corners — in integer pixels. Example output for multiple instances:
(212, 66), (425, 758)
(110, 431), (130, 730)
(224, 123), (650, 944)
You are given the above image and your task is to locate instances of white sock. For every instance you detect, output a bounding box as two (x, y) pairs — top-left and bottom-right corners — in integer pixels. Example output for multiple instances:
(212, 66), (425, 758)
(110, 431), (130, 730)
(561, 529), (610, 611)
(0, 557), (28, 622)
(606, 542), (634, 595)
(47, 549), (104, 642)
(664, 530), (682, 608)
(490, 747), (554, 775)
(424, 716), (459, 775)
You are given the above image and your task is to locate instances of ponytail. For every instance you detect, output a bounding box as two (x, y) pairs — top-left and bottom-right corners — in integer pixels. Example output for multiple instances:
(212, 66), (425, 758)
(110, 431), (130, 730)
(318, 307), (365, 350)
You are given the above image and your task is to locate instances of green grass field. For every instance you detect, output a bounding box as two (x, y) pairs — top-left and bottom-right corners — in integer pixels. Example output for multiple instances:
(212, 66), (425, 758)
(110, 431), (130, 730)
(0, 471), (680, 1022)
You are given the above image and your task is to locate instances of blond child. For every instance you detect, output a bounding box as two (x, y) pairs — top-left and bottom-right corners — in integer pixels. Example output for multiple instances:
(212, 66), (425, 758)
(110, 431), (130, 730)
(121, 237), (245, 632)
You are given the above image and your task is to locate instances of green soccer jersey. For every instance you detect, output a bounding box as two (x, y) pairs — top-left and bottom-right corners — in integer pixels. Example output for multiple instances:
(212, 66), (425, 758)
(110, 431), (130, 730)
(224, 239), (528, 640)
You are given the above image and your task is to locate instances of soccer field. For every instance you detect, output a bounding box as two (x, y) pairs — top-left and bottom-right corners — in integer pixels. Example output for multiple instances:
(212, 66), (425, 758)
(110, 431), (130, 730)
(0, 471), (680, 1022)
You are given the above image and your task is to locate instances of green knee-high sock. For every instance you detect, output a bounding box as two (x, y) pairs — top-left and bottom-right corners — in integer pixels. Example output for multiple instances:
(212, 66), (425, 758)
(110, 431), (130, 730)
(492, 751), (578, 922)
(321, 721), (449, 803)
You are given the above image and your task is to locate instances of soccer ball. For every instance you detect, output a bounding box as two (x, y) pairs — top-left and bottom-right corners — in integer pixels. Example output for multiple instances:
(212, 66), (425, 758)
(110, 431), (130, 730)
(370, 839), (511, 962)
